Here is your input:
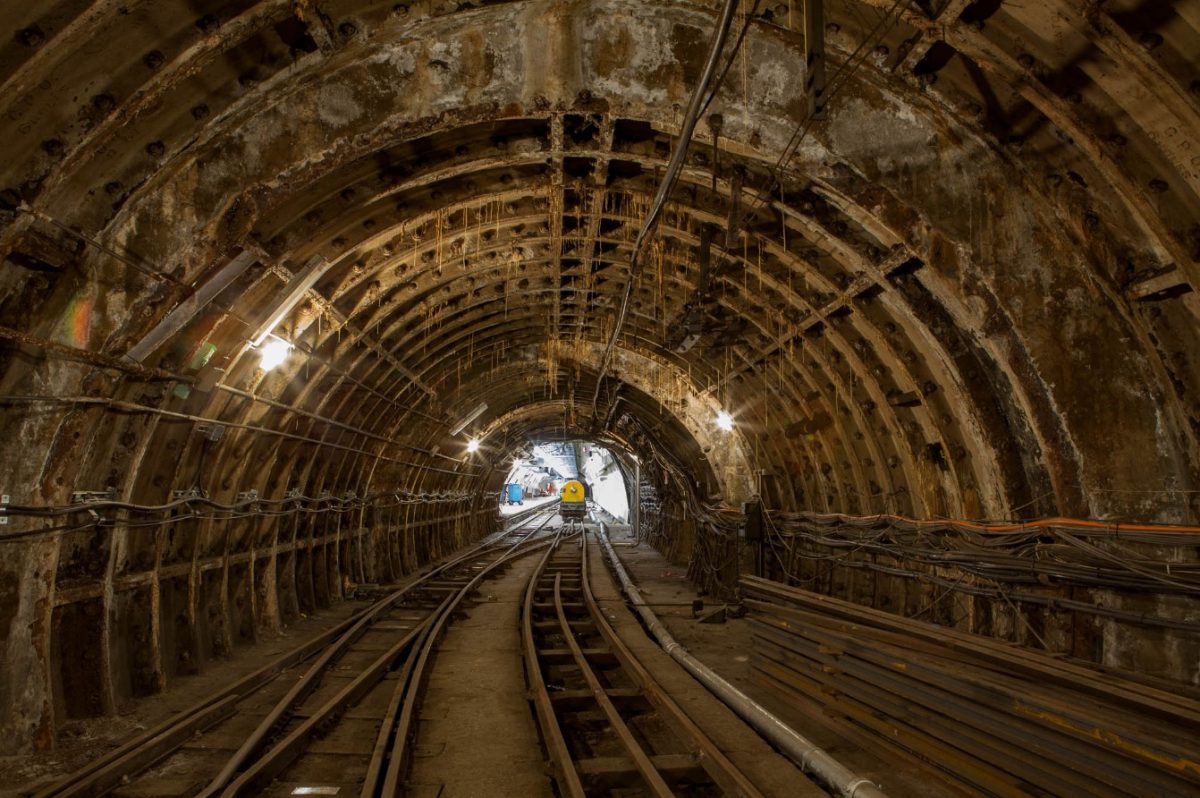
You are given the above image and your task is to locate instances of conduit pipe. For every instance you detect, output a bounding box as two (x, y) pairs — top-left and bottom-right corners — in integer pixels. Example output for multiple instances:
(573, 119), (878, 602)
(792, 510), (1200, 536)
(596, 523), (887, 798)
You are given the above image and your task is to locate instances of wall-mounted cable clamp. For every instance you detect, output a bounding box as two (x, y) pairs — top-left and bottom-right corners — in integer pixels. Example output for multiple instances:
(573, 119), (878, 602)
(71, 490), (116, 504)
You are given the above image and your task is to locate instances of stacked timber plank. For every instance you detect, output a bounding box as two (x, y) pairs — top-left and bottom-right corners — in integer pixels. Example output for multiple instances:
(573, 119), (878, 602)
(740, 575), (1200, 798)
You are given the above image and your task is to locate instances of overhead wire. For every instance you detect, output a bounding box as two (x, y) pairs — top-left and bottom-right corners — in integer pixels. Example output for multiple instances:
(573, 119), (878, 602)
(0, 490), (478, 544)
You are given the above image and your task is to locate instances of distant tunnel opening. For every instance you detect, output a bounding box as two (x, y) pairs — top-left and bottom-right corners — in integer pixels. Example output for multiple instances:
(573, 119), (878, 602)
(501, 440), (635, 521)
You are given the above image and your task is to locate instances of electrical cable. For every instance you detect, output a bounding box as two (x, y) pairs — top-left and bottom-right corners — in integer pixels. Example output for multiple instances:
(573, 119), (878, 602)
(590, 0), (744, 422)
(697, 0), (766, 121)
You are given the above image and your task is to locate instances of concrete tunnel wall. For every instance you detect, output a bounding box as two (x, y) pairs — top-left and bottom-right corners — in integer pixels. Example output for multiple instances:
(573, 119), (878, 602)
(0, 0), (1198, 752)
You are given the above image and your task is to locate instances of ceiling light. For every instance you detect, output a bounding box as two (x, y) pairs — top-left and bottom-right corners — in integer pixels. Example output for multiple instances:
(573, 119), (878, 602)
(716, 411), (734, 432)
(467, 438), (480, 453)
(259, 338), (292, 371)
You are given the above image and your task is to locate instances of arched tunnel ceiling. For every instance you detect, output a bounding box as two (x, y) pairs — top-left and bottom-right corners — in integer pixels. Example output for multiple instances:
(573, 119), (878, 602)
(1, 0), (1199, 526)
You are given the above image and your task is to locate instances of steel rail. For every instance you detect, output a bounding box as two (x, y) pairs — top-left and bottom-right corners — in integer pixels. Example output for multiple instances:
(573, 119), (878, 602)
(522, 526), (588, 797)
(739, 575), (1200, 727)
(211, 524), (558, 797)
(359, 605), (440, 798)
(199, 522), (541, 796)
(207, 613), (434, 798)
(740, 577), (1200, 793)
(366, 518), (560, 797)
(374, 527), (567, 797)
(597, 524), (886, 798)
(526, 524), (764, 796)
(37, 510), (554, 798)
(749, 620), (1150, 797)
(526, 524), (673, 795)
(504, 499), (564, 529)
(752, 651), (1029, 797)
(579, 528), (766, 797)
(553, 566), (674, 797)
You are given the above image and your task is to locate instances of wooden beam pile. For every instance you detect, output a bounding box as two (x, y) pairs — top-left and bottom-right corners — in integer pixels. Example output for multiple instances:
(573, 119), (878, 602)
(740, 576), (1200, 797)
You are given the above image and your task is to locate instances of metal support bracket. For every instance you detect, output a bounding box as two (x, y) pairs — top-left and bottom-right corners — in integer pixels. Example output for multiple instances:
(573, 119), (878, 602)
(196, 423), (226, 442)
(71, 489), (117, 504)
(236, 489), (260, 512)
(125, 251), (258, 363)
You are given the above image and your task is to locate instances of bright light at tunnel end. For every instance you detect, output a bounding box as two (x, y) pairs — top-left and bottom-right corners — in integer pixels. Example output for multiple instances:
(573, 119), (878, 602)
(716, 411), (734, 432)
(258, 338), (292, 371)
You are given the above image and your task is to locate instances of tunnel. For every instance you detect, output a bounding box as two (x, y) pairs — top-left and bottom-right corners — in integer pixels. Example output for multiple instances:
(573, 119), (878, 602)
(1, 0), (1199, 794)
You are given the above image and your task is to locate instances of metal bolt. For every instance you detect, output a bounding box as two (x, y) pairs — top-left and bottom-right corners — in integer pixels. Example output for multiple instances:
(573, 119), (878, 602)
(1138, 31), (1163, 50)
(15, 26), (45, 47)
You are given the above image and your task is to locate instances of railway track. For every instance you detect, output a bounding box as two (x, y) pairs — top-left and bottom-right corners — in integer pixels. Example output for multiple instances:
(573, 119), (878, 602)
(34, 509), (559, 798)
(36, 513), (825, 798)
(523, 525), (765, 797)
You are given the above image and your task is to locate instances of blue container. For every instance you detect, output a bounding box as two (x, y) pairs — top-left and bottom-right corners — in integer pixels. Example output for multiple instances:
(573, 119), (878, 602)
(505, 483), (524, 504)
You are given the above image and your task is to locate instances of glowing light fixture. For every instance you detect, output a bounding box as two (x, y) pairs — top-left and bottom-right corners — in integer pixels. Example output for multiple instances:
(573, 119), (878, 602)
(716, 410), (734, 432)
(466, 438), (481, 453)
(259, 338), (292, 371)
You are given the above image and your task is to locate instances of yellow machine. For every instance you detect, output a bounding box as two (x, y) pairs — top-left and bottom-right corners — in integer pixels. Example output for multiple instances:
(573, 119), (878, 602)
(559, 479), (588, 520)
